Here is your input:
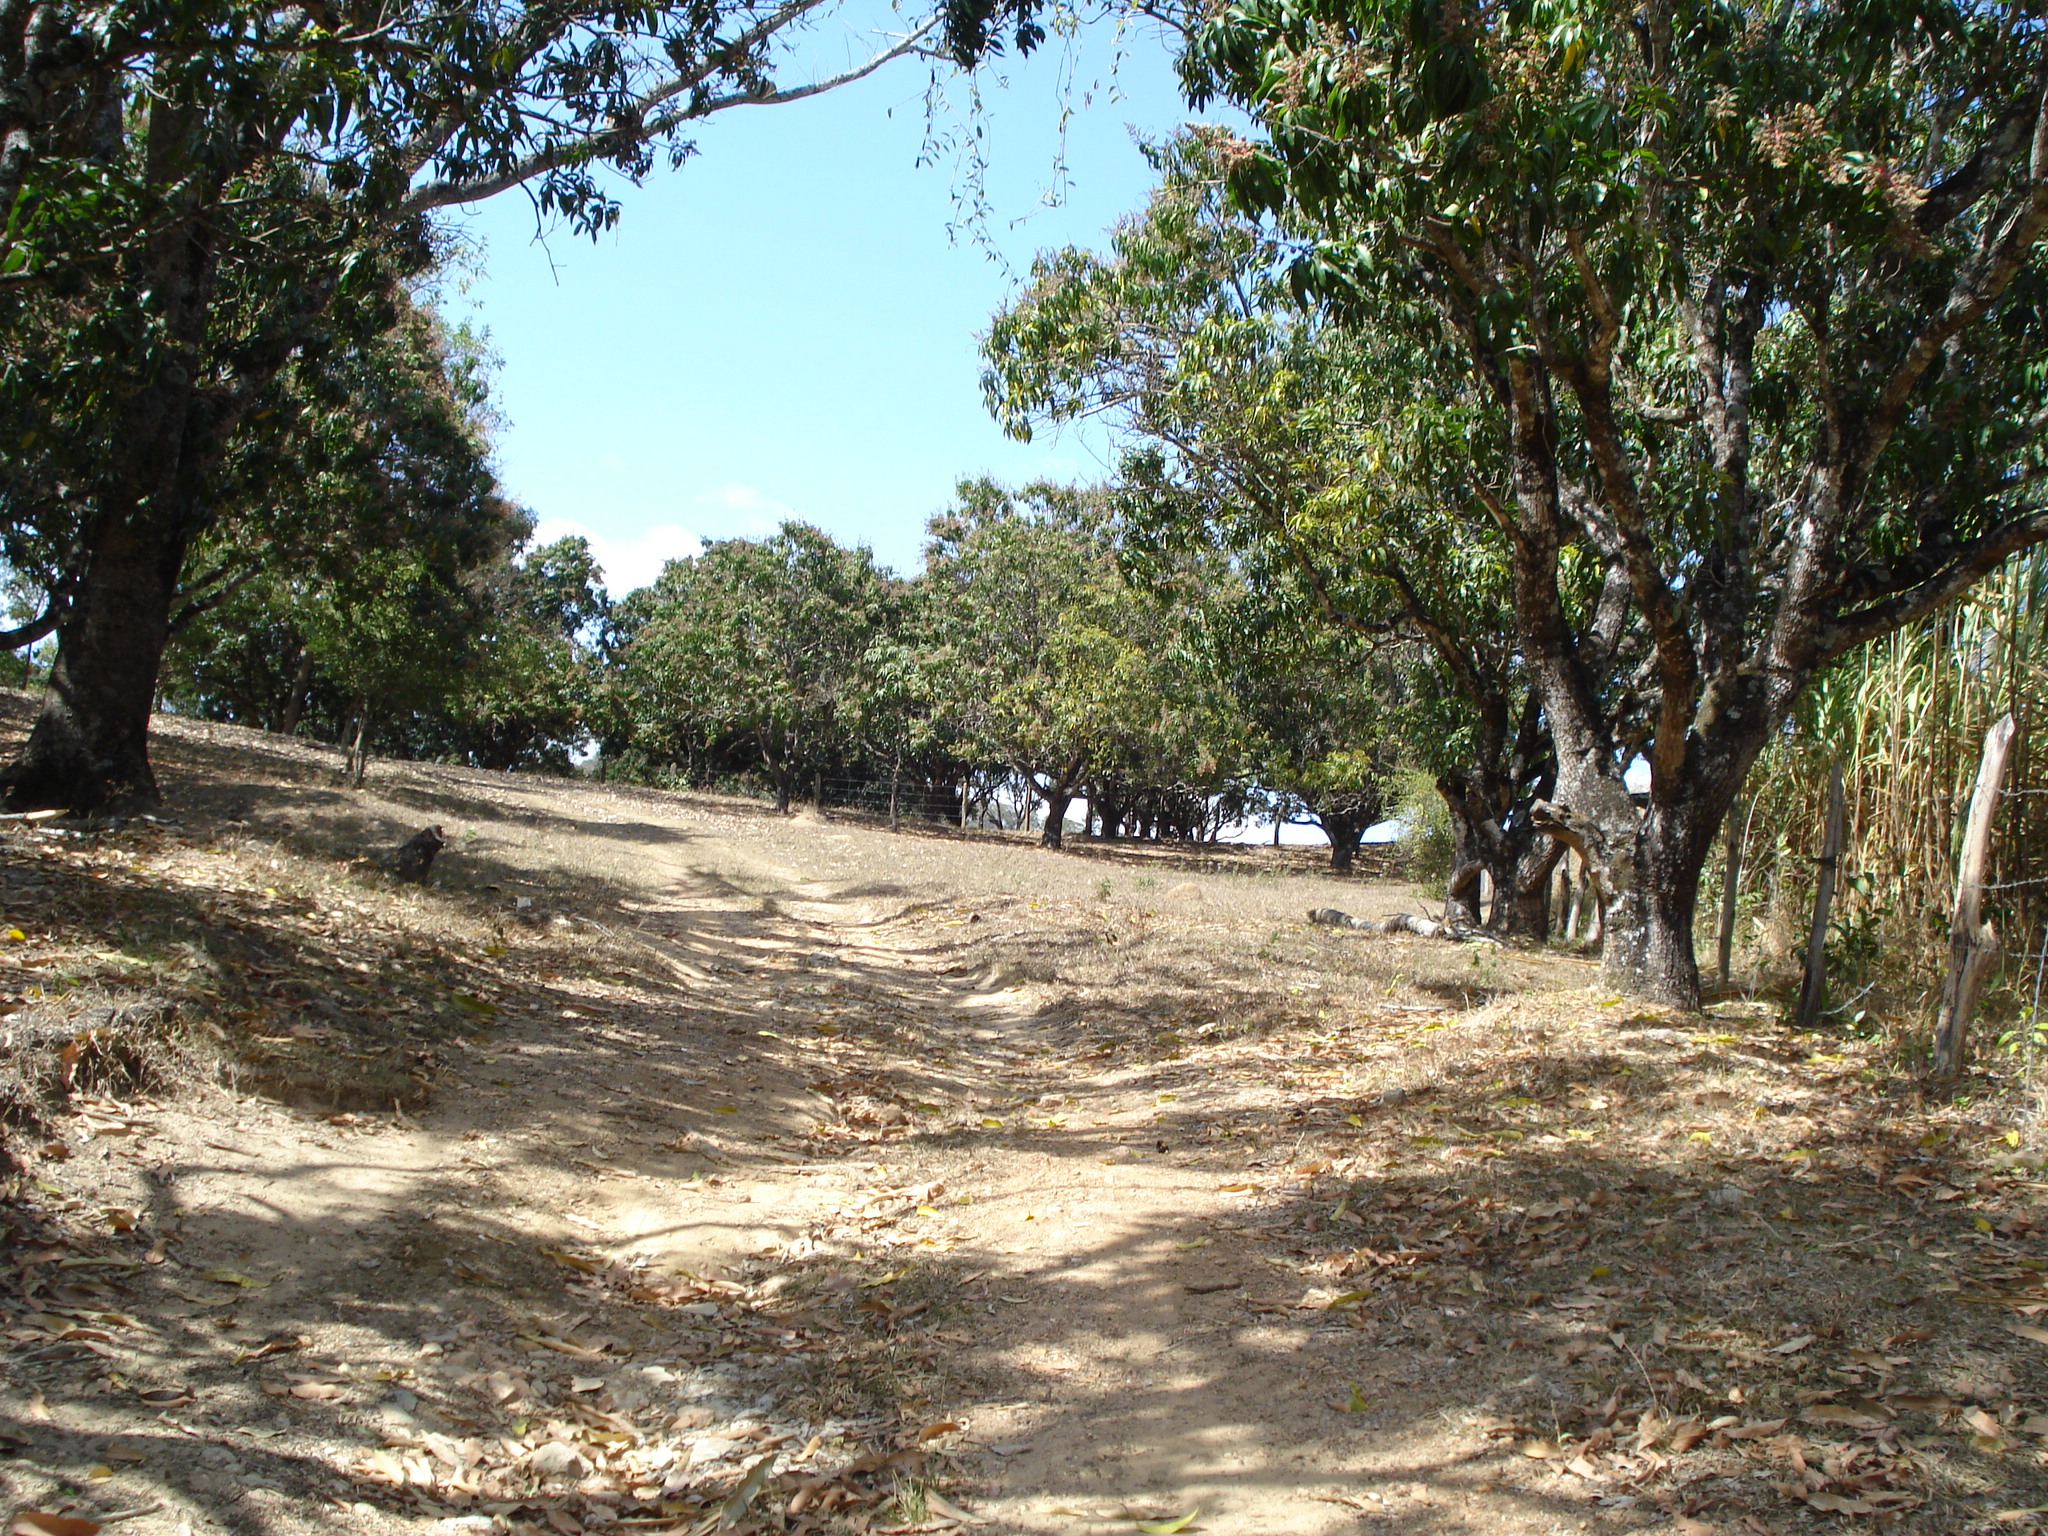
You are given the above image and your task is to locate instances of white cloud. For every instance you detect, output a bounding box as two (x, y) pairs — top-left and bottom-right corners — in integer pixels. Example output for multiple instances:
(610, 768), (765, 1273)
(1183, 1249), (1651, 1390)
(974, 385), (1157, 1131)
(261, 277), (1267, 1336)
(530, 518), (703, 599)
(527, 486), (810, 599)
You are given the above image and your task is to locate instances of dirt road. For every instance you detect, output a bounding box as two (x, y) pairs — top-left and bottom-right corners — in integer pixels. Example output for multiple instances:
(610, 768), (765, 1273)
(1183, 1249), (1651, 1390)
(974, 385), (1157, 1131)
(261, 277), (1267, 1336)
(3, 717), (2044, 1536)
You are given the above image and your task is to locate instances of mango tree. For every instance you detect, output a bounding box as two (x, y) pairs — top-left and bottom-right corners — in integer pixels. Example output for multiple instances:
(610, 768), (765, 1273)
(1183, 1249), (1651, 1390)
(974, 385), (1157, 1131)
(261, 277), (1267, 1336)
(1187, 0), (2048, 1003)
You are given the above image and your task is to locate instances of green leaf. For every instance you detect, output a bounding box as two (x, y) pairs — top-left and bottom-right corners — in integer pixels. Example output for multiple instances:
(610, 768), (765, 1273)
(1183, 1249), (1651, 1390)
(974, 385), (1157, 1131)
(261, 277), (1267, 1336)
(1135, 1512), (1199, 1534)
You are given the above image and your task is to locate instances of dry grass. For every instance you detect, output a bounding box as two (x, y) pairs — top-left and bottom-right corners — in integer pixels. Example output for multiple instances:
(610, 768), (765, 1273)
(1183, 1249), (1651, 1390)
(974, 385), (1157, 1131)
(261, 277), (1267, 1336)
(3, 704), (2048, 1536)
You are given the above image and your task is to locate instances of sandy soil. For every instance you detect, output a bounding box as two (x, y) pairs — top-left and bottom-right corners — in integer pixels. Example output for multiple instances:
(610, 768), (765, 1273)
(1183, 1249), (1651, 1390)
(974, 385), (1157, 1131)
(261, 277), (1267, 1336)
(4, 712), (2047, 1536)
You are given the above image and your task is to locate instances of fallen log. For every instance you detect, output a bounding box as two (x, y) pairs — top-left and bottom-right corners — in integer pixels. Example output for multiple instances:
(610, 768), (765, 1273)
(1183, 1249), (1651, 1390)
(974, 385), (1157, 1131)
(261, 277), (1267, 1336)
(1307, 908), (1500, 944)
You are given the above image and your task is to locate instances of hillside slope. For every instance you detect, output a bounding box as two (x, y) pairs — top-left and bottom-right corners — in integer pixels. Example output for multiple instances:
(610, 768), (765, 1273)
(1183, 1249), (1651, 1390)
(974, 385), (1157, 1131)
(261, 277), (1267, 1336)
(0, 708), (2042, 1536)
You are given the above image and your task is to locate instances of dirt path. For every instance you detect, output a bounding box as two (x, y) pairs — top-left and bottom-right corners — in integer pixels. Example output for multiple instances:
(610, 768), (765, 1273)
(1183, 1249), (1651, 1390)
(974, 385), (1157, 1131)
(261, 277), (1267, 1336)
(5, 715), (2048, 1536)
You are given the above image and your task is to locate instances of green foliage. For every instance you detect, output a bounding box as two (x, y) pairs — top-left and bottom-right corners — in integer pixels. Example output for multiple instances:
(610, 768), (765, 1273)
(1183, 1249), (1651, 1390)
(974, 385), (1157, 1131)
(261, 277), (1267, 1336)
(611, 524), (895, 806)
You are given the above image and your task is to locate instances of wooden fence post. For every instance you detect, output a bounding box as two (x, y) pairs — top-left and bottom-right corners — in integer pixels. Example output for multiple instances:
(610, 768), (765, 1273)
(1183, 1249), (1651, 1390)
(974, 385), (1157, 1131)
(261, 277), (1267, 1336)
(1717, 797), (1745, 988)
(1796, 764), (1846, 1031)
(1932, 714), (2019, 1076)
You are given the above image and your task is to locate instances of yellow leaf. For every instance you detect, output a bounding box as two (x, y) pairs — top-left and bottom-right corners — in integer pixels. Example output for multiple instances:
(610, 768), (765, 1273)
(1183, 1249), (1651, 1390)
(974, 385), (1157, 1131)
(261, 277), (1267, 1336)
(1588, 1265), (1610, 1279)
(711, 1105), (739, 1115)
(201, 1269), (267, 1289)
(1339, 1383), (1368, 1413)
(1134, 1512), (1199, 1535)
(1345, 1114), (1363, 1127)
(1687, 1131), (1713, 1143)
(916, 1205), (940, 1217)
(3, 928), (24, 942)
(980, 1117), (1003, 1128)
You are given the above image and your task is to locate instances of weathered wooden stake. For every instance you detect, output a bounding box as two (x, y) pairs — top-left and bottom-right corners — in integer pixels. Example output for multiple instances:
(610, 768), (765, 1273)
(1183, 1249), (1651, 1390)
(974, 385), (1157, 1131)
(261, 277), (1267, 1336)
(1717, 798), (1746, 987)
(1796, 763), (1846, 1031)
(1932, 714), (2019, 1076)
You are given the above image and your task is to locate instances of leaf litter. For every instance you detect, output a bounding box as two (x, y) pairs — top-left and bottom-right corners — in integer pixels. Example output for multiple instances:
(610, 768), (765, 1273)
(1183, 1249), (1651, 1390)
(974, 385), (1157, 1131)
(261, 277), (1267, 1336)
(2, 713), (2048, 1534)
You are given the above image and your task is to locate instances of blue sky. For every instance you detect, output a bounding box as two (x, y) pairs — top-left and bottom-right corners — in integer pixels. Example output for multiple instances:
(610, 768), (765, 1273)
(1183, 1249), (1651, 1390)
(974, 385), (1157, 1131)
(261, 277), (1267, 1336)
(445, 17), (1203, 595)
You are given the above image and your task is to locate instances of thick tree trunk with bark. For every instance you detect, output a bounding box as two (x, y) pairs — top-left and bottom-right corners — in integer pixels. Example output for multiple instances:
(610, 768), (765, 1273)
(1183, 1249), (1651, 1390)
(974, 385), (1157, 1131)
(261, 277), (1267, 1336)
(1320, 809), (1368, 872)
(1040, 790), (1073, 849)
(1437, 769), (1559, 937)
(2, 509), (191, 809)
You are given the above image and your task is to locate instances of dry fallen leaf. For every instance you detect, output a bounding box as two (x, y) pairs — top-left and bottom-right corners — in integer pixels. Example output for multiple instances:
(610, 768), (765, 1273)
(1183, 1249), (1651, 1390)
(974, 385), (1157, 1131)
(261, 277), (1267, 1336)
(1801, 1404), (1886, 1429)
(199, 1268), (267, 1289)
(1133, 1512), (1199, 1535)
(926, 1491), (990, 1525)
(1805, 1493), (1875, 1514)
(1720, 1418), (1789, 1440)
(11, 1515), (101, 1536)
(1668, 1419), (1709, 1453)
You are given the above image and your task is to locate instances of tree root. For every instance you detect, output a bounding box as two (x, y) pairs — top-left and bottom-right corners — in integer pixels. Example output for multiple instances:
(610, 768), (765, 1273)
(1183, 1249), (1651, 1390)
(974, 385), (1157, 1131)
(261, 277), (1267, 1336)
(1307, 907), (1502, 944)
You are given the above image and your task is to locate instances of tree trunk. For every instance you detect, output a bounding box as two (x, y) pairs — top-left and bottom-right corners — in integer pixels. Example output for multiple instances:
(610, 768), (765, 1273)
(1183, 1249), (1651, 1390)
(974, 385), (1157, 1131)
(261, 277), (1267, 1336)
(345, 696), (374, 788)
(774, 771), (791, 815)
(1540, 787), (1728, 1007)
(2, 509), (193, 810)
(1040, 790), (1072, 849)
(1321, 811), (1367, 873)
(278, 646), (315, 736)
(1505, 833), (1565, 937)
(1438, 772), (1556, 937)
(888, 753), (901, 832)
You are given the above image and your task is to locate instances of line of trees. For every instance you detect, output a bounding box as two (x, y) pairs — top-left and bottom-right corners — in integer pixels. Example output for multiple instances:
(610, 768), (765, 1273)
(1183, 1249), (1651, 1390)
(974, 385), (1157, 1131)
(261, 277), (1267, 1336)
(595, 483), (1406, 862)
(7, 0), (2048, 1023)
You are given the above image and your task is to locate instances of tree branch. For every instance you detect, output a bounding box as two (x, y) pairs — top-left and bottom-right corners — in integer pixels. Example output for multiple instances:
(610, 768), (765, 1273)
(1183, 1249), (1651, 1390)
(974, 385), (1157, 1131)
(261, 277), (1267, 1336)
(0, 597), (65, 651)
(397, 13), (936, 216)
(1815, 508), (2048, 665)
